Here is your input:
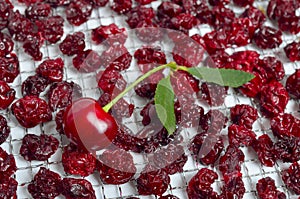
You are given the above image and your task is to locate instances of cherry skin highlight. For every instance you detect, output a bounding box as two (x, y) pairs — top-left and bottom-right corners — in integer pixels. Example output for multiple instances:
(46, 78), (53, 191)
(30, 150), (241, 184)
(63, 98), (118, 152)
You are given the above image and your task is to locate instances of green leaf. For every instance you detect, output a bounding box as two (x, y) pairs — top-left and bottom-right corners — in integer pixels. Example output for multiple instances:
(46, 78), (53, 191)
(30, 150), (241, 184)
(154, 76), (176, 135)
(186, 67), (255, 88)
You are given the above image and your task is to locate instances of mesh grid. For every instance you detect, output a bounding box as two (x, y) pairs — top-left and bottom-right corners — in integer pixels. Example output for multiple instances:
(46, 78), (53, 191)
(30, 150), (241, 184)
(1, 0), (300, 198)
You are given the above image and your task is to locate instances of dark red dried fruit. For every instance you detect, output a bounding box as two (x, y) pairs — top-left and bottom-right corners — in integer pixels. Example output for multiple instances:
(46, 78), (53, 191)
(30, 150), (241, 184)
(22, 75), (49, 97)
(227, 50), (259, 72)
(230, 104), (258, 129)
(61, 178), (96, 199)
(171, 13), (198, 32)
(111, 0), (132, 14)
(274, 136), (300, 163)
(282, 162), (300, 194)
(278, 14), (300, 34)
(219, 145), (244, 175)
(0, 177), (17, 199)
(36, 58), (64, 82)
(137, 166), (170, 196)
(0, 0), (13, 30)
(92, 23), (127, 45)
(271, 113), (300, 138)
(220, 173), (245, 199)
(25, 2), (52, 20)
(267, 0), (299, 21)
(23, 33), (44, 61)
(134, 77), (158, 99)
(200, 82), (227, 106)
(203, 29), (229, 54)
(55, 109), (65, 134)
(97, 67), (126, 94)
(256, 177), (286, 199)
(157, 2), (183, 19)
(48, 81), (82, 111)
(126, 6), (155, 29)
(0, 53), (19, 83)
(253, 26), (283, 49)
(228, 18), (255, 47)
(8, 10), (35, 42)
(239, 71), (263, 98)
(0, 147), (16, 178)
(149, 144), (187, 175)
(140, 101), (158, 126)
(252, 134), (276, 167)
(62, 144), (96, 177)
(20, 134), (59, 161)
(228, 124), (256, 147)
(286, 69), (300, 98)
(73, 49), (101, 73)
(189, 131), (224, 165)
(240, 6), (266, 29)
(259, 56), (285, 82)
(284, 42), (300, 62)
(200, 110), (227, 132)
(11, 96), (52, 128)
(28, 167), (61, 199)
(98, 148), (136, 184)
(233, 0), (254, 6)
(187, 168), (219, 199)
(59, 32), (85, 56)
(0, 80), (15, 109)
(66, 0), (92, 26)
(212, 5), (235, 30)
(0, 115), (9, 144)
(36, 16), (64, 44)
(172, 39), (204, 67)
(0, 32), (13, 57)
(259, 81), (289, 117)
(134, 46), (167, 73)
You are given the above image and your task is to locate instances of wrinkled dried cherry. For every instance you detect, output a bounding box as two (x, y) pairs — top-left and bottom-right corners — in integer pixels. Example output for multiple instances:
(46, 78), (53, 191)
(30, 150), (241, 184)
(0, 80), (15, 109)
(256, 177), (286, 199)
(0, 32), (14, 57)
(281, 162), (300, 194)
(65, 0), (92, 26)
(20, 134), (59, 161)
(22, 75), (49, 97)
(61, 178), (96, 199)
(0, 147), (16, 178)
(25, 2), (52, 21)
(36, 58), (64, 82)
(230, 104), (258, 129)
(91, 23), (127, 45)
(73, 49), (101, 73)
(252, 134), (276, 167)
(253, 26), (282, 49)
(11, 95), (52, 128)
(284, 42), (300, 62)
(0, 53), (19, 83)
(228, 124), (256, 147)
(0, 115), (9, 144)
(59, 32), (85, 56)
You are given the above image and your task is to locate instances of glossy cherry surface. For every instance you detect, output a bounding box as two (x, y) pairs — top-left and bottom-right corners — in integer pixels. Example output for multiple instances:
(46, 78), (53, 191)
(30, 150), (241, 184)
(63, 98), (118, 152)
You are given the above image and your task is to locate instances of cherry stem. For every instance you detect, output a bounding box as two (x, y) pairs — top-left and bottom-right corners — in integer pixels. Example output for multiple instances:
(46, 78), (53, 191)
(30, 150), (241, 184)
(102, 62), (182, 113)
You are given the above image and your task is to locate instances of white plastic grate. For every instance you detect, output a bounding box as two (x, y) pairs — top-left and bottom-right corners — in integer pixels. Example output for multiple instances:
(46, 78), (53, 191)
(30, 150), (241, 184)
(1, 0), (300, 198)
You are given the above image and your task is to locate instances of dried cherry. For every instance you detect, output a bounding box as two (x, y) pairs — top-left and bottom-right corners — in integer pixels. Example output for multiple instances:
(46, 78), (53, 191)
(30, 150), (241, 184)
(281, 162), (300, 194)
(230, 104), (258, 129)
(47, 81), (82, 111)
(98, 148), (136, 184)
(22, 75), (49, 97)
(73, 49), (101, 73)
(274, 136), (300, 163)
(0, 53), (19, 83)
(65, 0), (92, 26)
(62, 144), (96, 177)
(61, 178), (96, 199)
(240, 6), (266, 29)
(91, 23), (127, 45)
(259, 81), (289, 117)
(189, 131), (224, 165)
(28, 167), (62, 199)
(20, 134), (59, 161)
(25, 2), (52, 21)
(0, 32), (14, 57)
(36, 58), (64, 82)
(126, 6), (155, 29)
(228, 124), (256, 147)
(11, 95), (52, 128)
(219, 145), (244, 175)
(271, 113), (300, 138)
(0, 177), (17, 199)
(253, 26), (282, 49)
(259, 56), (285, 82)
(111, 0), (132, 14)
(284, 42), (300, 62)
(0, 147), (16, 178)
(59, 32), (85, 56)
(252, 134), (276, 167)
(0, 80), (15, 109)
(256, 177), (286, 199)
(0, 115), (9, 144)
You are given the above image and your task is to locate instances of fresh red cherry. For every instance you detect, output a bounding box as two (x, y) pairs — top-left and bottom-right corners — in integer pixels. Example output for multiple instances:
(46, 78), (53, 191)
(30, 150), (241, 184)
(63, 98), (118, 152)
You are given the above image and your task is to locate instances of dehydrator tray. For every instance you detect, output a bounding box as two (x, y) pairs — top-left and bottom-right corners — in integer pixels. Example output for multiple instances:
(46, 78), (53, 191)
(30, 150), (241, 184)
(1, 0), (300, 198)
